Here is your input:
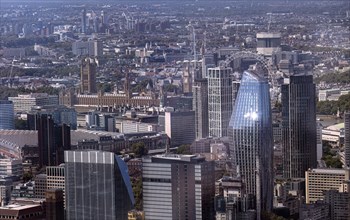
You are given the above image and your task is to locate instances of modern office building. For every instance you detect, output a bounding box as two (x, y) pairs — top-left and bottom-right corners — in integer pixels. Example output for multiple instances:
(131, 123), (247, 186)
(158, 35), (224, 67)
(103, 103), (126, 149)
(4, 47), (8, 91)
(182, 63), (192, 95)
(0, 158), (23, 177)
(80, 58), (97, 94)
(0, 178), (12, 206)
(256, 32), (281, 56)
(8, 93), (59, 113)
(28, 105), (77, 130)
(305, 168), (350, 203)
(46, 188), (65, 220)
(324, 190), (349, 220)
(165, 111), (195, 147)
(345, 112), (350, 168)
(142, 154), (215, 220)
(208, 66), (233, 137)
(86, 111), (115, 132)
(65, 150), (134, 220)
(0, 100), (14, 130)
(193, 78), (209, 139)
(228, 71), (273, 214)
(282, 74), (317, 179)
(46, 165), (65, 201)
(37, 114), (71, 167)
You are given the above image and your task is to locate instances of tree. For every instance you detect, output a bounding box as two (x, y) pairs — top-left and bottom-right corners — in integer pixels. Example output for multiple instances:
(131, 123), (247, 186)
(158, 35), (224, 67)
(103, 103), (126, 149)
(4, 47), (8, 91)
(15, 119), (28, 130)
(132, 177), (143, 210)
(176, 144), (191, 154)
(131, 142), (148, 158)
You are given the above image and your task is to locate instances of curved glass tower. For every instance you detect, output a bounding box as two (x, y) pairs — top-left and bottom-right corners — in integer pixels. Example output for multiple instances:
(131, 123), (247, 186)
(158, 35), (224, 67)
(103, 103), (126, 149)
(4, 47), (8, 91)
(228, 71), (273, 213)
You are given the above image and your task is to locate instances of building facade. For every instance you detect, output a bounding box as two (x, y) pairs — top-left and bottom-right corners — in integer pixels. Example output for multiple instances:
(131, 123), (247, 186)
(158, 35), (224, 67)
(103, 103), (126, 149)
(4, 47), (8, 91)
(282, 74), (317, 179)
(0, 101), (14, 130)
(208, 67), (233, 137)
(80, 58), (97, 94)
(324, 190), (349, 220)
(0, 158), (23, 177)
(305, 168), (350, 203)
(165, 111), (195, 147)
(142, 154), (215, 220)
(8, 93), (58, 113)
(46, 189), (65, 220)
(345, 112), (350, 168)
(193, 78), (209, 140)
(228, 71), (273, 214)
(65, 150), (134, 220)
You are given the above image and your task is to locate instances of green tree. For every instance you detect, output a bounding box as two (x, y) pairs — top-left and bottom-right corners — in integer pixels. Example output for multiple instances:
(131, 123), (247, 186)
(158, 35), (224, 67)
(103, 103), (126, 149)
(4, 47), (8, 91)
(132, 177), (143, 210)
(176, 144), (191, 154)
(131, 142), (148, 158)
(15, 119), (28, 130)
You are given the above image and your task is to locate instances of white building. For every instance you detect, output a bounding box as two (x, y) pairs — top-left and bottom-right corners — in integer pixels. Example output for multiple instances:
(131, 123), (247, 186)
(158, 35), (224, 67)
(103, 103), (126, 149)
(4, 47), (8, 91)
(305, 168), (350, 203)
(208, 67), (233, 137)
(8, 93), (58, 113)
(0, 158), (23, 177)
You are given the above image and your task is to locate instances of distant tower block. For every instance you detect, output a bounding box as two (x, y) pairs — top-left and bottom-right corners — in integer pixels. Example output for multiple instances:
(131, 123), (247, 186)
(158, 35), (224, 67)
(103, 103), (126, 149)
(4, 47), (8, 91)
(256, 32), (281, 56)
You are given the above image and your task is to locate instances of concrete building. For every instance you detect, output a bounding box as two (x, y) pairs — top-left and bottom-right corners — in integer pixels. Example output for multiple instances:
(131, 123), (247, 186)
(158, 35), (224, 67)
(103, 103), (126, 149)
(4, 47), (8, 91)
(0, 101), (14, 130)
(80, 58), (97, 94)
(72, 40), (103, 57)
(65, 150), (134, 220)
(345, 112), (350, 168)
(165, 111), (195, 147)
(46, 165), (65, 201)
(0, 158), (22, 177)
(305, 168), (350, 203)
(142, 154), (215, 220)
(318, 89), (350, 101)
(34, 174), (47, 199)
(228, 71), (274, 214)
(282, 74), (317, 179)
(208, 67), (233, 137)
(256, 32), (281, 56)
(0, 178), (12, 206)
(324, 190), (349, 220)
(8, 93), (58, 113)
(193, 78), (209, 140)
(86, 111), (115, 132)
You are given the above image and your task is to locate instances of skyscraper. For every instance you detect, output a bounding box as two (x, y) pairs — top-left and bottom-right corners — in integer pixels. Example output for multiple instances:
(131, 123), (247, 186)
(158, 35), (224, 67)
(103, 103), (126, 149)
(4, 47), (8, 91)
(142, 154), (215, 219)
(165, 111), (195, 147)
(81, 9), (86, 33)
(193, 78), (209, 139)
(81, 58), (97, 94)
(282, 74), (317, 178)
(0, 100), (14, 129)
(182, 63), (192, 95)
(37, 114), (71, 167)
(345, 112), (350, 168)
(228, 71), (273, 214)
(65, 150), (134, 220)
(208, 66), (233, 137)
(46, 189), (64, 220)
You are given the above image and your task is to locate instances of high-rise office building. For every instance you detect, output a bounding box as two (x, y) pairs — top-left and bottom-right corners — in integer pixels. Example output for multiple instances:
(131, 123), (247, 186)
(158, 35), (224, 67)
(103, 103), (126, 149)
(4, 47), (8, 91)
(208, 66), (233, 137)
(165, 111), (195, 147)
(256, 32), (281, 56)
(37, 114), (71, 167)
(81, 9), (86, 33)
(65, 150), (134, 220)
(46, 165), (65, 200)
(345, 112), (350, 168)
(81, 58), (97, 94)
(46, 189), (65, 220)
(193, 78), (209, 139)
(228, 71), (273, 214)
(0, 100), (14, 129)
(282, 74), (317, 179)
(182, 64), (192, 95)
(142, 154), (215, 220)
(305, 168), (350, 203)
(0, 158), (23, 177)
(34, 174), (47, 199)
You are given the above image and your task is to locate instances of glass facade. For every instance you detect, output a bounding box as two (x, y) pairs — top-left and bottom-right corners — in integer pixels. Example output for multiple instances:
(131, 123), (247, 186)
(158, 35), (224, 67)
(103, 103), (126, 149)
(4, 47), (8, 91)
(228, 71), (273, 212)
(0, 100), (14, 130)
(65, 151), (134, 220)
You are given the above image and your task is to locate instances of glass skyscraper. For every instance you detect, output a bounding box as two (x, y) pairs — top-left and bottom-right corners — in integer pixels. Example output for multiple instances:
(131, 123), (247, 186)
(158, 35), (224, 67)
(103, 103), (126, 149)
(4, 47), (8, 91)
(65, 150), (135, 220)
(282, 74), (317, 179)
(0, 100), (14, 130)
(228, 71), (273, 213)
